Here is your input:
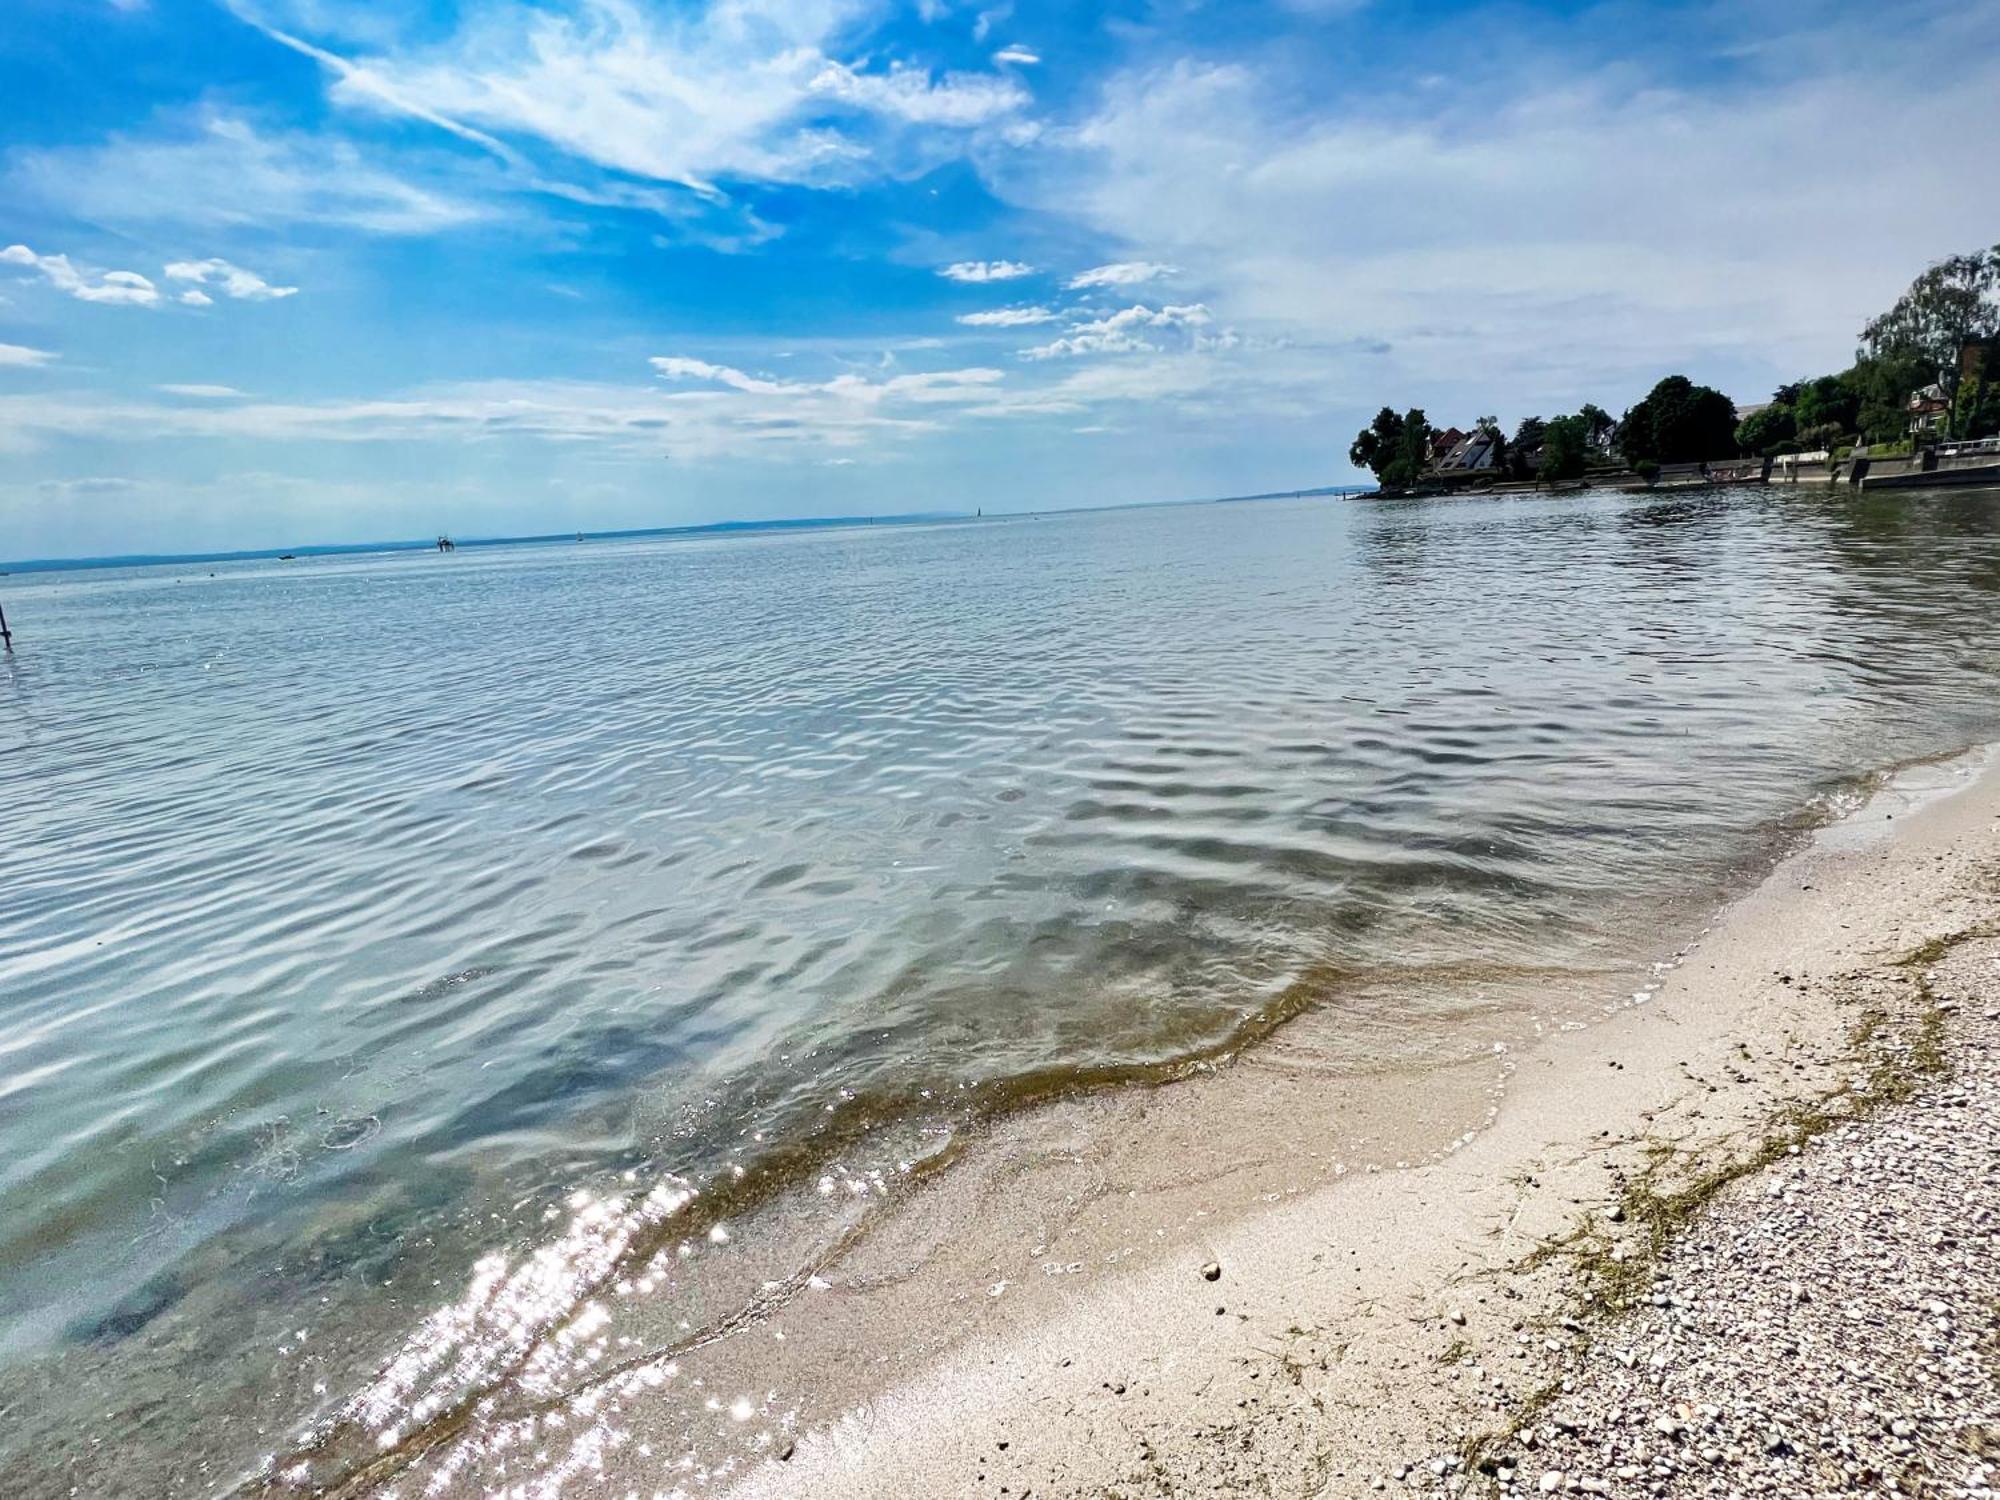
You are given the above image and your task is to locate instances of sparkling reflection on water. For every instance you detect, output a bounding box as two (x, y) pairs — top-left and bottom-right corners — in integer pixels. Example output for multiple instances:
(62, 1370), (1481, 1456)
(3, 488), (2000, 1493)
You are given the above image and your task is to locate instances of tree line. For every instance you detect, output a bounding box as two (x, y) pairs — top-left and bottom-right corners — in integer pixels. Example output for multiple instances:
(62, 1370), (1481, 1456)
(1348, 244), (2000, 487)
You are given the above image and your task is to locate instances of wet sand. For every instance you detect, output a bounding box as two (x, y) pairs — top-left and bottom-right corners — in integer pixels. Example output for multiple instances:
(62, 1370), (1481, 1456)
(696, 747), (2000, 1498)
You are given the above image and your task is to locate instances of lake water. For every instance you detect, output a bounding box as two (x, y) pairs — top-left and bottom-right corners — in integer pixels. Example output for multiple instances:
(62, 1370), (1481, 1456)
(4, 487), (2000, 1495)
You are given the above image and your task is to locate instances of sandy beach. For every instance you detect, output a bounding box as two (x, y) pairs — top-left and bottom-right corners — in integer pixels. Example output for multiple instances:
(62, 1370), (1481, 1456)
(677, 746), (2000, 1500)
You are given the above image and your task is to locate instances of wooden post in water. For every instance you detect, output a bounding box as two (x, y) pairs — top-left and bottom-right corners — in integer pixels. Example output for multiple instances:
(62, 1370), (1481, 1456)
(0, 599), (12, 650)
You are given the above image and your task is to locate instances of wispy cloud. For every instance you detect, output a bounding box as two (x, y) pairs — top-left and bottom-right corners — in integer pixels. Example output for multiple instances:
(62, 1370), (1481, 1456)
(0, 344), (1280, 465)
(164, 259), (300, 302)
(993, 46), (1039, 66)
(1, 244), (161, 306)
(9, 112), (487, 235)
(37, 476), (141, 497)
(254, 0), (1029, 193)
(157, 384), (249, 398)
(809, 59), (1027, 126)
(1066, 261), (1175, 290)
(939, 259), (1035, 283)
(0, 342), (57, 368)
(956, 305), (1058, 326)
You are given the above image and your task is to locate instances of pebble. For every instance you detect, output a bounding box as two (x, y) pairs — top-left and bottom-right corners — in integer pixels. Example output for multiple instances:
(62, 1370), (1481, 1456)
(1468, 942), (2000, 1500)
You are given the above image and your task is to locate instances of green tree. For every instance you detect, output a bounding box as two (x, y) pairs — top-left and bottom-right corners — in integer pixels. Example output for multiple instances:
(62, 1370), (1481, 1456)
(1844, 351), (1935, 444)
(1539, 414), (1590, 481)
(1617, 376), (1739, 464)
(1348, 406), (1406, 479)
(1860, 245), (2000, 428)
(1378, 409), (1434, 488)
(1509, 416), (1547, 479)
(1792, 374), (1859, 435)
(1735, 403), (1797, 455)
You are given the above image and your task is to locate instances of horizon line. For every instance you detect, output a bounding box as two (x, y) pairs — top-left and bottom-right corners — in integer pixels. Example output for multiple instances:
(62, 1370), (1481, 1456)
(0, 482), (1360, 575)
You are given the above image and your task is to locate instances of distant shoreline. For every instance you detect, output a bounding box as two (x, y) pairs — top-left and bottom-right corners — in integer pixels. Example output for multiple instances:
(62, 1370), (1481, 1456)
(0, 510), (974, 576)
(0, 485), (1395, 578)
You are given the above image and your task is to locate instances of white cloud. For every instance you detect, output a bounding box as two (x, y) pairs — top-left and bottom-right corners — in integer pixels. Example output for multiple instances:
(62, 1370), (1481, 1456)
(1004, 10), (2000, 413)
(808, 59), (1027, 126)
(272, 0), (1028, 192)
(993, 46), (1039, 66)
(955, 305), (1058, 326)
(1065, 261), (1176, 290)
(1, 245), (161, 306)
(649, 356), (792, 395)
(0, 343), (1282, 469)
(1022, 303), (1213, 359)
(0, 358), (1021, 465)
(165, 258), (300, 302)
(651, 354), (1007, 411)
(0, 342), (56, 367)
(179, 290), (214, 306)
(157, 384), (248, 398)
(9, 111), (486, 235)
(939, 259), (1035, 282)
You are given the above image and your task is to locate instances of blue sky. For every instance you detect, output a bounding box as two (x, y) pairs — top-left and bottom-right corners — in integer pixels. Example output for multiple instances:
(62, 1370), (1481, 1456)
(2, 0), (1997, 556)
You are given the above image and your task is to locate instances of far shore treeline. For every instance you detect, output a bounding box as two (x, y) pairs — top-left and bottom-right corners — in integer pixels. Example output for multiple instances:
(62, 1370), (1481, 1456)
(1348, 245), (2000, 490)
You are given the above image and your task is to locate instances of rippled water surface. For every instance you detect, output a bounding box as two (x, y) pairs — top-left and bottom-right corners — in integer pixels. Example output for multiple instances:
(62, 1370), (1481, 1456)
(5, 488), (2000, 1494)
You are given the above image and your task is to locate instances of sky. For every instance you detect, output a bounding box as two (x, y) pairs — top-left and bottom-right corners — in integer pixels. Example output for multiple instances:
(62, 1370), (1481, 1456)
(2, 0), (1997, 557)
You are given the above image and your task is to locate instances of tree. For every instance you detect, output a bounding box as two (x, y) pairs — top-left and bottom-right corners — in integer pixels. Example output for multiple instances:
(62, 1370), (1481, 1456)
(1844, 351), (1935, 444)
(1539, 414), (1590, 482)
(1792, 374), (1859, 436)
(1509, 416), (1547, 479)
(1735, 403), (1797, 455)
(1955, 341), (2000, 440)
(1860, 245), (2000, 425)
(1617, 376), (1739, 465)
(1378, 409), (1434, 488)
(1348, 406), (1406, 479)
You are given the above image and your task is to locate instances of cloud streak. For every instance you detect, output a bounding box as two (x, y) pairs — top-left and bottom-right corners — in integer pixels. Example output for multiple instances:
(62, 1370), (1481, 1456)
(164, 259), (300, 301)
(1, 245), (161, 306)
(1065, 261), (1175, 290)
(939, 259), (1036, 283)
(956, 305), (1058, 326)
(9, 112), (487, 235)
(254, 0), (1030, 193)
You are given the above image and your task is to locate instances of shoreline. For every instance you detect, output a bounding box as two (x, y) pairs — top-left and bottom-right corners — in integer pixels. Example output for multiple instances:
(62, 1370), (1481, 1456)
(223, 742), (2000, 1499)
(682, 746), (2000, 1499)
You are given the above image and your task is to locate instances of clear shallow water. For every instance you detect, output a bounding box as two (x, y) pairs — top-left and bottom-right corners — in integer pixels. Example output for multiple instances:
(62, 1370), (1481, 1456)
(4, 487), (2000, 1494)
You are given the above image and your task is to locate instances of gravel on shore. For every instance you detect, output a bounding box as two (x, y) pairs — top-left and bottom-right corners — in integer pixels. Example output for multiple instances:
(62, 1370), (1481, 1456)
(1407, 936), (2000, 1500)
